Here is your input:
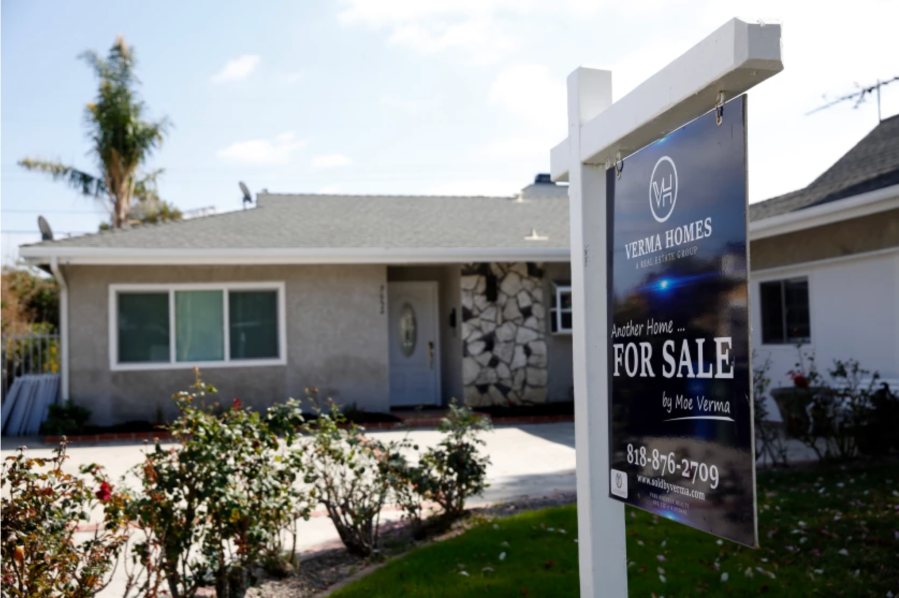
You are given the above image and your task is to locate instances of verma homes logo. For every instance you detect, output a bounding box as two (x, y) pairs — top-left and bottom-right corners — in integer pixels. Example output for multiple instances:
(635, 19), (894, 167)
(649, 156), (678, 223)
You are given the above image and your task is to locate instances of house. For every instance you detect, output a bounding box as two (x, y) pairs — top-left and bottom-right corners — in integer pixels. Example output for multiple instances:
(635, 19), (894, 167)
(747, 113), (899, 390)
(20, 177), (573, 425)
(20, 117), (899, 425)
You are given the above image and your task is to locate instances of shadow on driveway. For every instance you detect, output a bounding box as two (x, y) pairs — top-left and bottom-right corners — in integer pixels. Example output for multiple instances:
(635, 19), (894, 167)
(499, 422), (575, 449)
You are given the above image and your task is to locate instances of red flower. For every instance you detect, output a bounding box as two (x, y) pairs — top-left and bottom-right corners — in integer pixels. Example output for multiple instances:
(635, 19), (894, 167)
(788, 371), (809, 389)
(95, 481), (113, 501)
(232, 398), (243, 410)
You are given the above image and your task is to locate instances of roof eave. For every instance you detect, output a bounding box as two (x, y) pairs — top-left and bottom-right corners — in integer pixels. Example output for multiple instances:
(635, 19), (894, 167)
(749, 182), (899, 240)
(19, 246), (572, 266)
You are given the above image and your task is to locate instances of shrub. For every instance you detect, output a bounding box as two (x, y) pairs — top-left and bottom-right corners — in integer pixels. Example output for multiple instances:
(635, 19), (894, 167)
(379, 436), (426, 532)
(857, 381), (899, 455)
(752, 355), (789, 467)
(1, 440), (129, 598)
(40, 400), (92, 435)
(776, 350), (893, 461)
(124, 372), (309, 598)
(300, 402), (391, 557)
(403, 400), (492, 521)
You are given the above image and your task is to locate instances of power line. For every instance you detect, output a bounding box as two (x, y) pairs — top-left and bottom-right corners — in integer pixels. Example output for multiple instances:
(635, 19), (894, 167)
(2, 209), (107, 214)
(1, 230), (93, 235)
(807, 76), (899, 121)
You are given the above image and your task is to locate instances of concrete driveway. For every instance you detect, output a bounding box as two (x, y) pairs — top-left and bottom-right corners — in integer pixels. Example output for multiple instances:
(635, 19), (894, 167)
(2, 422), (576, 504)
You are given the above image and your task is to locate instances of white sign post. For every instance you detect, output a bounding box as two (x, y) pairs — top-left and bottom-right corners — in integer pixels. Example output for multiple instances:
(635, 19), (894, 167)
(552, 18), (783, 598)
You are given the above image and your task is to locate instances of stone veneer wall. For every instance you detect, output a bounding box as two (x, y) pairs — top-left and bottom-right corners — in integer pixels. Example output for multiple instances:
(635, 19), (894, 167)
(461, 263), (548, 406)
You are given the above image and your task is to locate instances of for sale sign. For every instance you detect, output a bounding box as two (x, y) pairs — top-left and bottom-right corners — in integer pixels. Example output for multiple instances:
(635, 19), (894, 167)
(606, 96), (756, 547)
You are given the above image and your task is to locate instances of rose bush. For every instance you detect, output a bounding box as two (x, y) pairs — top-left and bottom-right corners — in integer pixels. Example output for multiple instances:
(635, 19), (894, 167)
(123, 371), (310, 598)
(753, 355), (789, 467)
(382, 400), (492, 527)
(776, 350), (897, 461)
(1, 440), (129, 598)
(299, 397), (391, 557)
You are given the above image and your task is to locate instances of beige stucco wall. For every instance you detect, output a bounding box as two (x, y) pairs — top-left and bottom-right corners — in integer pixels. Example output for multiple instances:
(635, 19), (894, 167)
(387, 265), (463, 403)
(542, 262), (574, 402)
(750, 209), (899, 271)
(64, 264), (389, 426)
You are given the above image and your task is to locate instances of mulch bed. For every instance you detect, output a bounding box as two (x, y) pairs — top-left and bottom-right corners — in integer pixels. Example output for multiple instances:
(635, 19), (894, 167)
(477, 401), (574, 419)
(247, 491), (578, 598)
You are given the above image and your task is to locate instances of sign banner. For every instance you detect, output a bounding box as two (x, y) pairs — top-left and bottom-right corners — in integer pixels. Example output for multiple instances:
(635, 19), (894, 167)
(606, 95), (756, 547)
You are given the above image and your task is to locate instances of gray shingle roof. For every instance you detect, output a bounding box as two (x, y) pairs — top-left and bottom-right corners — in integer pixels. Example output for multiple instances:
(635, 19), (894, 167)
(749, 113), (899, 221)
(22, 191), (570, 251)
(22, 115), (898, 257)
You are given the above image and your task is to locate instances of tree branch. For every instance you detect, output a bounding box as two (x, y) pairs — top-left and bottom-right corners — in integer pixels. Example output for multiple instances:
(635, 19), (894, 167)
(17, 159), (107, 197)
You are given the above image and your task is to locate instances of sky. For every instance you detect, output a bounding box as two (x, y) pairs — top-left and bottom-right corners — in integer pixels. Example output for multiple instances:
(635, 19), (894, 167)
(2, 0), (898, 265)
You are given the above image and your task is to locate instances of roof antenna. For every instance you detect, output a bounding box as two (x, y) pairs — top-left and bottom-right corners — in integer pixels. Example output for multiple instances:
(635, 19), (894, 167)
(807, 75), (898, 123)
(37, 216), (54, 241)
(240, 181), (253, 209)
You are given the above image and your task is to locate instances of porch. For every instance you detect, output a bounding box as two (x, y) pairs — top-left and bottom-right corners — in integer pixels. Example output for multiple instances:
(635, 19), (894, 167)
(386, 262), (573, 410)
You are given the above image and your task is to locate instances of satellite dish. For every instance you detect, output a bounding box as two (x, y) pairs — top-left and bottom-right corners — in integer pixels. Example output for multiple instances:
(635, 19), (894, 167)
(239, 181), (253, 208)
(38, 216), (54, 241)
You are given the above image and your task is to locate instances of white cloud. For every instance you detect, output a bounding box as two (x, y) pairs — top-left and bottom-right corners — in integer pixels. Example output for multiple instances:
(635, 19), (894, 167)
(311, 154), (353, 170)
(428, 178), (522, 196)
(385, 18), (518, 65)
(337, 0), (600, 64)
(381, 94), (439, 112)
(216, 132), (306, 166)
(488, 64), (566, 128)
(211, 55), (261, 83)
(478, 64), (566, 163)
(479, 135), (556, 162)
(318, 183), (343, 194)
(281, 71), (303, 84)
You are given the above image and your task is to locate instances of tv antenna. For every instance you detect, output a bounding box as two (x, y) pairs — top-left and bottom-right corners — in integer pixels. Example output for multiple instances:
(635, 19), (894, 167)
(807, 75), (899, 122)
(239, 182), (253, 209)
(37, 216), (54, 241)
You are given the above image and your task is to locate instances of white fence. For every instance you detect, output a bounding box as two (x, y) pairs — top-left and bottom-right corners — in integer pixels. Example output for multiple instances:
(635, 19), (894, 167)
(2, 333), (61, 398)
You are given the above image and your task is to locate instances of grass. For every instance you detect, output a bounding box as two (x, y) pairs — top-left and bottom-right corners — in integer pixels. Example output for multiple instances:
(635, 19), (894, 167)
(330, 462), (899, 597)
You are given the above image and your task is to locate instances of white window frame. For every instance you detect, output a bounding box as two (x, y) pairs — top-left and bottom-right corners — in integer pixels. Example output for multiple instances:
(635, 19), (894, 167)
(109, 281), (287, 371)
(550, 283), (573, 335)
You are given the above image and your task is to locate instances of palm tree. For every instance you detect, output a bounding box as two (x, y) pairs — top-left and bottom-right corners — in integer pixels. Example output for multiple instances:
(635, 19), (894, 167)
(19, 36), (175, 229)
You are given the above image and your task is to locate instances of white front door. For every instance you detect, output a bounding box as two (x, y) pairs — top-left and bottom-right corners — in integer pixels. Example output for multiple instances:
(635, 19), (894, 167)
(388, 281), (441, 407)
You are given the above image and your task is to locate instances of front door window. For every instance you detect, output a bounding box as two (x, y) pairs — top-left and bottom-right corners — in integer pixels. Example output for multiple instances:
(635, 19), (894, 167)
(399, 303), (417, 357)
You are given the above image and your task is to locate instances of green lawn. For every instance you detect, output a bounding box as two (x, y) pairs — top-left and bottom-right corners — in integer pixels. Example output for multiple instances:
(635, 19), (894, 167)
(331, 463), (899, 597)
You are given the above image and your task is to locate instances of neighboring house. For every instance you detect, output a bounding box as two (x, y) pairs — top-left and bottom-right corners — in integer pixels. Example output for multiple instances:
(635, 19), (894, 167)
(20, 117), (899, 425)
(747, 114), (899, 391)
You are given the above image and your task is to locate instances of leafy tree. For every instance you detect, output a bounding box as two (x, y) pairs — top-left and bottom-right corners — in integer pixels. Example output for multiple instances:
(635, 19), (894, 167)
(1, 266), (59, 333)
(18, 36), (177, 229)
